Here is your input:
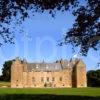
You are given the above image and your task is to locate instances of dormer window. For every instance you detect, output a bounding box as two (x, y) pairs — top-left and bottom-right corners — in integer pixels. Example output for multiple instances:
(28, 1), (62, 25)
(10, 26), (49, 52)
(36, 65), (39, 69)
(68, 63), (70, 67)
(55, 65), (58, 69)
(46, 65), (48, 69)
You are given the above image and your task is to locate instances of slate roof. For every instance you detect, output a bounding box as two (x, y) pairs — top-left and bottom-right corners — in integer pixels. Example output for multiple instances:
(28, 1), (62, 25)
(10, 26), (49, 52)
(26, 60), (73, 72)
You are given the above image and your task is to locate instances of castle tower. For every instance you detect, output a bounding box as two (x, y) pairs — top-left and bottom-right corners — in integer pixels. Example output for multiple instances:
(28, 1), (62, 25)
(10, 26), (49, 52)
(22, 59), (28, 88)
(74, 59), (87, 87)
(11, 57), (23, 88)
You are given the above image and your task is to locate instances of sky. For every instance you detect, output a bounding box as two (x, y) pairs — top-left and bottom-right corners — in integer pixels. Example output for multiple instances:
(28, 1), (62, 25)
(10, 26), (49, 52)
(0, 7), (100, 75)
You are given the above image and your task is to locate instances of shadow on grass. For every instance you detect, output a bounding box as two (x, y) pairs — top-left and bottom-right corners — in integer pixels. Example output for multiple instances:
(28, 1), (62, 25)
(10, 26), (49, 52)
(0, 94), (100, 100)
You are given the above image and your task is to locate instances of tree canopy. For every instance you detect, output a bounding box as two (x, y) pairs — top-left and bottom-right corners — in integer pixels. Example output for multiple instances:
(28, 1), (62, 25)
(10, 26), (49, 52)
(0, 0), (100, 55)
(0, 60), (13, 82)
(87, 70), (100, 87)
(60, 0), (100, 56)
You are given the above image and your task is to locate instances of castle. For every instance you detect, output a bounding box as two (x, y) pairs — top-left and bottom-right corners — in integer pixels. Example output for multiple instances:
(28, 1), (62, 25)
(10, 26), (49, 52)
(11, 58), (87, 88)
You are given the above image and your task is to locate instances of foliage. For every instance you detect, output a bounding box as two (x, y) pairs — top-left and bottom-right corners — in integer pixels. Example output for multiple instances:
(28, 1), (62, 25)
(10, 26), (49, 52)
(0, 0), (99, 55)
(87, 70), (100, 87)
(0, 60), (13, 82)
(59, 0), (100, 56)
(0, 0), (78, 45)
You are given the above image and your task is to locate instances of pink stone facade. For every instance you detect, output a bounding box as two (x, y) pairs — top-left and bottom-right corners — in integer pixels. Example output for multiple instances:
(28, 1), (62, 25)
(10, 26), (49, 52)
(11, 58), (87, 88)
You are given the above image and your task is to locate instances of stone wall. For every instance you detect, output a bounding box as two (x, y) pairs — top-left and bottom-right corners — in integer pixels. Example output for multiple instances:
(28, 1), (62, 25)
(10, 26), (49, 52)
(11, 58), (87, 88)
(23, 68), (72, 88)
(73, 60), (87, 87)
(11, 58), (23, 88)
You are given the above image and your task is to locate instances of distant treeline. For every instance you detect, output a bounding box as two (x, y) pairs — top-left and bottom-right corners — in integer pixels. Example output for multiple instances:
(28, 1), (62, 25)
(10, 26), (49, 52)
(87, 70), (100, 87)
(0, 60), (100, 87)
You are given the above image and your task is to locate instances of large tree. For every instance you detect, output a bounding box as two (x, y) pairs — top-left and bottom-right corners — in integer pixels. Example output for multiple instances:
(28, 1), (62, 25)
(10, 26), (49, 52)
(0, 0), (100, 55)
(0, 60), (13, 82)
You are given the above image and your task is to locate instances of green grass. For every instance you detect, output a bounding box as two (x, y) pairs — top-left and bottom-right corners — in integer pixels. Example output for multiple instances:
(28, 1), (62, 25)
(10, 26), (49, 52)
(0, 87), (100, 100)
(0, 88), (100, 96)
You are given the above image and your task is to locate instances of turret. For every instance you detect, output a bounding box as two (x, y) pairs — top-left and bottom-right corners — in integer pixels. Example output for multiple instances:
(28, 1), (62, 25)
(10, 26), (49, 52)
(74, 59), (87, 87)
(23, 59), (28, 72)
(11, 57), (23, 88)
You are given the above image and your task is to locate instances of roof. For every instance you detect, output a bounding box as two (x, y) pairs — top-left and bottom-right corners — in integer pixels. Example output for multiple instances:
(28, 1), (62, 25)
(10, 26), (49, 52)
(26, 60), (72, 72)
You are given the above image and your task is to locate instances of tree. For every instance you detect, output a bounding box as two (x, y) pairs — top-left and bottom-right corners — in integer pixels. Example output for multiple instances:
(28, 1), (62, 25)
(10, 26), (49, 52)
(60, 0), (100, 56)
(0, 60), (13, 82)
(0, 0), (100, 55)
(87, 70), (100, 87)
(0, 0), (78, 45)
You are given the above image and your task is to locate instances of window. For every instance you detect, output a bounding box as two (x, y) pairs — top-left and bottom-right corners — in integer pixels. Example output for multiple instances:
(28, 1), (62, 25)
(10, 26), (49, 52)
(32, 77), (35, 82)
(52, 77), (55, 81)
(47, 77), (49, 82)
(47, 71), (49, 73)
(36, 65), (38, 69)
(62, 84), (65, 86)
(60, 77), (62, 81)
(16, 80), (18, 82)
(41, 77), (44, 82)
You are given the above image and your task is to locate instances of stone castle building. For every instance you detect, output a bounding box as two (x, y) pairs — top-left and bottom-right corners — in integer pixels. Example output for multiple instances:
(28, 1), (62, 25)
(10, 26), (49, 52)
(11, 58), (87, 88)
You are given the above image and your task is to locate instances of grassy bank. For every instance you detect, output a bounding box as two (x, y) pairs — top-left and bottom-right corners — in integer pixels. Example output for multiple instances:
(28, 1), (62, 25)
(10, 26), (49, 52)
(0, 88), (100, 100)
(0, 82), (10, 87)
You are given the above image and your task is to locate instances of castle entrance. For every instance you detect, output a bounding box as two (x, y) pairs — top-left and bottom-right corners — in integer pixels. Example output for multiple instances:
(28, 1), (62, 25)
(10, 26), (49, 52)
(44, 82), (52, 87)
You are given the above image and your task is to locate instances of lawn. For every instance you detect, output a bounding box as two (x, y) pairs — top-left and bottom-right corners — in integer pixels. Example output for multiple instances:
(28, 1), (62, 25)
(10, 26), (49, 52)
(0, 88), (100, 96)
(0, 88), (100, 100)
